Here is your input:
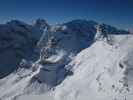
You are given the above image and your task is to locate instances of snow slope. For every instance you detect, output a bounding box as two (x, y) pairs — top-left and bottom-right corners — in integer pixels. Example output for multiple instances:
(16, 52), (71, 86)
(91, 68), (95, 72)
(54, 36), (133, 100)
(17, 35), (133, 100)
(0, 19), (131, 100)
(0, 19), (97, 100)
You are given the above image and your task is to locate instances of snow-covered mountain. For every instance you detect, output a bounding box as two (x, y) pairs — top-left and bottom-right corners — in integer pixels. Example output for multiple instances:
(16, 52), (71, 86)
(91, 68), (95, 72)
(18, 35), (133, 100)
(54, 37), (133, 100)
(0, 19), (48, 78)
(0, 19), (132, 100)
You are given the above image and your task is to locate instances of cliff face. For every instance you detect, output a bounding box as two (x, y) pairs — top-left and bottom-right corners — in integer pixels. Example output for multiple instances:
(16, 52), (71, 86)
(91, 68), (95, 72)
(0, 19), (131, 100)
(0, 20), (44, 78)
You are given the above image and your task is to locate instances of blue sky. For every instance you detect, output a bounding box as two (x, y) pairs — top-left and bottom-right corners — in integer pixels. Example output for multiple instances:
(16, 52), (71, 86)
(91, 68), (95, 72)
(0, 0), (132, 29)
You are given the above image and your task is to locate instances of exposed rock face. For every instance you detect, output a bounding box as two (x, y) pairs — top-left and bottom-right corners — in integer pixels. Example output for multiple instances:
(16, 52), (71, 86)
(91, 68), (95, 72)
(0, 19), (129, 80)
(0, 20), (44, 78)
(33, 19), (50, 31)
(27, 19), (130, 87)
(0, 19), (131, 100)
(32, 20), (98, 86)
(38, 20), (98, 53)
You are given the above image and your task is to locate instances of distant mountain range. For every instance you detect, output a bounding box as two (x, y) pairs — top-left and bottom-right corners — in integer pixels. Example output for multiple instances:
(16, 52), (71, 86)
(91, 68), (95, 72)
(0, 19), (132, 100)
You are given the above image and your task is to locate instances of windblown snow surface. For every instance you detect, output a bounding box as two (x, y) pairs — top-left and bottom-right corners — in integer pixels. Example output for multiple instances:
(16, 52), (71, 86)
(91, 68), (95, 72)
(1, 34), (133, 100)
(0, 19), (133, 100)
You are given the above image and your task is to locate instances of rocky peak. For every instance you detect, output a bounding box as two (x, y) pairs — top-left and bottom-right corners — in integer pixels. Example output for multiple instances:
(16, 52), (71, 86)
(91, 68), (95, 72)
(34, 18), (50, 30)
